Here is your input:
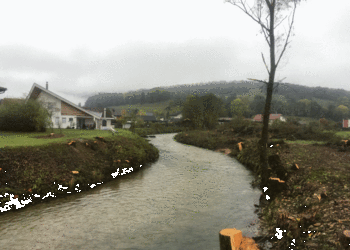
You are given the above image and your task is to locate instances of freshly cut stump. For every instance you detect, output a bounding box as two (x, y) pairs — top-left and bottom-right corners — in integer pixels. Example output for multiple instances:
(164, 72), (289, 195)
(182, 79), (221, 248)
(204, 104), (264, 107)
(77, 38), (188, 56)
(340, 230), (350, 248)
(219, 228), (242, 250)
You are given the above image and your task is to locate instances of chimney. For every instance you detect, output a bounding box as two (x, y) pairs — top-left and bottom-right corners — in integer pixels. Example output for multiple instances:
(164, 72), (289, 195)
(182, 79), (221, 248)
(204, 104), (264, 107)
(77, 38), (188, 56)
(78, 103), (81, 107)
(46, 81), (48, 90)
(104, 108), (106, 118)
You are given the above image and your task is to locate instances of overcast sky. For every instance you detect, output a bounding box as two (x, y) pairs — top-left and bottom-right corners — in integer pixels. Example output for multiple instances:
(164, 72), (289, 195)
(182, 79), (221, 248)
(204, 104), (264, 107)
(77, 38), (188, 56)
(1, 0), (349, 105)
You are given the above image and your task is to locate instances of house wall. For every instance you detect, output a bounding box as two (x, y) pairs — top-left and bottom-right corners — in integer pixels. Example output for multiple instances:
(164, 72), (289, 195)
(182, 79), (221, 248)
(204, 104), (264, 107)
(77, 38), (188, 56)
(61, 101), (87, 116)
(36, 91), (62, 128)
(61, 116), (77, 128)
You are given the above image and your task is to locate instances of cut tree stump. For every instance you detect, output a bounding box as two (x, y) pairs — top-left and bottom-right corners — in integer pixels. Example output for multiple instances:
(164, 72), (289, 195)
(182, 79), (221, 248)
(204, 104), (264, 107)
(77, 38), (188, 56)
(340, 229), (350, 248)
(219, 228), (242, 250)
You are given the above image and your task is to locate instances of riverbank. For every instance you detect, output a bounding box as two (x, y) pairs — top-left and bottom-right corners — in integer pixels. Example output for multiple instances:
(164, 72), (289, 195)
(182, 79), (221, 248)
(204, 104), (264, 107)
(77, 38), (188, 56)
(174, 128), (350, 249)
(0, 131), (159, 214)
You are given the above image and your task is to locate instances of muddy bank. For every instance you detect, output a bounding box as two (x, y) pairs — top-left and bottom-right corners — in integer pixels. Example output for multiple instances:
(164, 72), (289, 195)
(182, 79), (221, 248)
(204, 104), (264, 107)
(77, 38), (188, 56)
(0, 135), (159, 213)
(174, 130), (350, 249)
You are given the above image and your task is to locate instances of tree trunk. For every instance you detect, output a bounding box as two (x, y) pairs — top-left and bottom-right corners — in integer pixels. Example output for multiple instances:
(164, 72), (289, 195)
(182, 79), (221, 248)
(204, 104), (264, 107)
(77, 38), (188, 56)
(259, 1), (276, 188)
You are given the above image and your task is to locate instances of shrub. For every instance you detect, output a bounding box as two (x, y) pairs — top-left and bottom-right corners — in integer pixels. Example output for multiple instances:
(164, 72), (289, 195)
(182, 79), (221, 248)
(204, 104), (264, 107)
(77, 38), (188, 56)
(0, 99), (50, 132)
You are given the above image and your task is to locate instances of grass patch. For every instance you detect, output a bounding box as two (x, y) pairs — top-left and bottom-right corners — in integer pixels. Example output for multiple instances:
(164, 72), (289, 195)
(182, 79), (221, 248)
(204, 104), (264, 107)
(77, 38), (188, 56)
(0, 130), (159, 212)
(335, 130), (350, 138)
(0, 128), (125, 148)
(285, 140), (327, 145)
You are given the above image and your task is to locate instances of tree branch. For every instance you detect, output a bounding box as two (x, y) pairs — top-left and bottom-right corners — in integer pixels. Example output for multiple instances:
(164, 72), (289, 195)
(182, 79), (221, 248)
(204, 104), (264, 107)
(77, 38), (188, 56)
(248, 78), (268, 84)
(226, 0), (270, 31)
(274, 15), (287, 29)
(261, 52), (270, 74)
(276, 1), (297, 68)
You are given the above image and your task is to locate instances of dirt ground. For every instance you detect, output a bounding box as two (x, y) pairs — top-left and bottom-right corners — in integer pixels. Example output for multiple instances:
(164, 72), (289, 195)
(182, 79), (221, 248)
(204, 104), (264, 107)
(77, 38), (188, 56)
(256, 142), (350, 249)
(174, 129), (350, 249)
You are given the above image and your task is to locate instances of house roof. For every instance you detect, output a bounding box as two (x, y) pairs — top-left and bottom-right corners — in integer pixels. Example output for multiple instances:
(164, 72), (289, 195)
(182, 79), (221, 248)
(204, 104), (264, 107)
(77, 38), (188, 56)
(82, 107), (114, 118)
(170, 111), (182, 116)
(26, 83), (101, 119)
(253, 114), (283, 122)
(140, 115), (157, 122)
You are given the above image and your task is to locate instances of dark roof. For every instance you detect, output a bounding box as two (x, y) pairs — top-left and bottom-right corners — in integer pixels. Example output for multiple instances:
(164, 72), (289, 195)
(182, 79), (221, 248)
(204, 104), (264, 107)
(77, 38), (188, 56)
(170, 111), (182, 116)
(82, 107), (114, 118)
(0, 87), (7, 94)
(140, 115), (157, 122)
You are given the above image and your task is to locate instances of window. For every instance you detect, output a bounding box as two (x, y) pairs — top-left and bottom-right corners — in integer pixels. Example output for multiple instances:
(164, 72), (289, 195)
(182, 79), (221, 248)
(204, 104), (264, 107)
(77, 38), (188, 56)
(62, 118), (66, 123)
(55, 117), (59, 125)
(69, 118), (73, 122)
(102, 120), (107, 126)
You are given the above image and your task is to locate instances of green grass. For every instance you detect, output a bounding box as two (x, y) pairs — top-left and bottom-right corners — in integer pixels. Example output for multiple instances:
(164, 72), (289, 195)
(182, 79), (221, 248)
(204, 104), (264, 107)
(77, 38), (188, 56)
(335, 131), (350, 139)
(285, 140), (327, 145)
(0, 128), (131, 148)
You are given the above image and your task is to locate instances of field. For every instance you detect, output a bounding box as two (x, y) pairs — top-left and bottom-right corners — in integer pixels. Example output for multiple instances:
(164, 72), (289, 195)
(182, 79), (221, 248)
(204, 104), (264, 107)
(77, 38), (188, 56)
(0, 128), (129, 148)
(108, 101), (182, 116)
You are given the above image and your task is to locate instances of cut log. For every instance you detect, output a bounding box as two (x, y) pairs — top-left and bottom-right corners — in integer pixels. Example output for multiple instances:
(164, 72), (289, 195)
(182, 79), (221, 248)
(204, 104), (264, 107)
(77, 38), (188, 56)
(71, 171), (79, 174)
(237, 142), (244, 151)
(291, 163), (299, 170)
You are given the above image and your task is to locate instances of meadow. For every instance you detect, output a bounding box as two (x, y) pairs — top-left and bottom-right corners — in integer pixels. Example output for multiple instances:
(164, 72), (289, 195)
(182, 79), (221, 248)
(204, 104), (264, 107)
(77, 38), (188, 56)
(0, 128), (126, 148)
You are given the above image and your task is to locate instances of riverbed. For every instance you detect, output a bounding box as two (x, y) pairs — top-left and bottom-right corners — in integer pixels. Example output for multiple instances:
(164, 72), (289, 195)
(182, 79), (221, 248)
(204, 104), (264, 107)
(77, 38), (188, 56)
(0, 133), (261, 249)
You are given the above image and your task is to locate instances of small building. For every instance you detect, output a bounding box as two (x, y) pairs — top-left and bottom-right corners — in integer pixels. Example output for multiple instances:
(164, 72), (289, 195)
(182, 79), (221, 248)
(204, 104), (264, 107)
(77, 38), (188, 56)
(343, 119), (350, 128)
(218, 117), (232, 125)
(253, 114), (286, 125)
(139, 115), (157, 123)
(26, 82), (116, 130)
(169, 111), (182, 119)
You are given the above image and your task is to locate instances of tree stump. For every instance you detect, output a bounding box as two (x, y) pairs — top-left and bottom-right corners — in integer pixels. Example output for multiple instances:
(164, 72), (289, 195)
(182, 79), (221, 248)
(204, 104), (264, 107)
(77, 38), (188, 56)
(268, 154), (288, 180)
(219, 228), (242, 250)
(340, 230), (350, 248)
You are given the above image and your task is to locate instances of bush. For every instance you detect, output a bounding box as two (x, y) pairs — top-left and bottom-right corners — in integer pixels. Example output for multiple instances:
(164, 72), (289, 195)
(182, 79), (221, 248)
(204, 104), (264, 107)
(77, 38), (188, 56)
(0, 99), (50, 132)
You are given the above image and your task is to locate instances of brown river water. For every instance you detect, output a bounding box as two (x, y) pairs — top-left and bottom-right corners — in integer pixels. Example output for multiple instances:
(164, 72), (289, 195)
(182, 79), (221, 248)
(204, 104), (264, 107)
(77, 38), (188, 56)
(0, 133), (261, 250)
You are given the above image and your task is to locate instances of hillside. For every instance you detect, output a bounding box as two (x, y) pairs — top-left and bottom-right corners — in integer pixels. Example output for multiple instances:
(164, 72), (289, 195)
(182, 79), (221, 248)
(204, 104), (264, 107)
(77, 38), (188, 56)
(84, 80), (350, 108)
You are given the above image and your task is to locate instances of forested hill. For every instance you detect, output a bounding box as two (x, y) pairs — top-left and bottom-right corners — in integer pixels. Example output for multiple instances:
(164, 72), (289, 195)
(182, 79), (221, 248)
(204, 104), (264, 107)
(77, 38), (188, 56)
(84, 80), (350, 109)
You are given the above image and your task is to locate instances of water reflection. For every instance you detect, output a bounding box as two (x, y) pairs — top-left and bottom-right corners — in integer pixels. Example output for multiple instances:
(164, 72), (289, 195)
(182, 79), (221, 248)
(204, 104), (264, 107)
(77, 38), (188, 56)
(0, 133), (260, 250)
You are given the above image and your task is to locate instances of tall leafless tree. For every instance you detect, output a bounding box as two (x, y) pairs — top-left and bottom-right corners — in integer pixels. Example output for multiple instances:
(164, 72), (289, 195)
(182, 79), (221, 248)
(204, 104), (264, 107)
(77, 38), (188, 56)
(224, 0), (303, 186)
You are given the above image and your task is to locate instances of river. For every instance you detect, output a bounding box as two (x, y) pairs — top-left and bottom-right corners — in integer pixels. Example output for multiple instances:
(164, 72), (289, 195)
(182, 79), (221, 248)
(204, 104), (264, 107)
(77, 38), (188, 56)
(0, 133), (261, 250)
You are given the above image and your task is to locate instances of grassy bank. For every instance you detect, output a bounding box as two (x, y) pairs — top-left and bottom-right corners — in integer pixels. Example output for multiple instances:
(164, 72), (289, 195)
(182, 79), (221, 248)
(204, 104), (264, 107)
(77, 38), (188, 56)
(0, 128), (119, 148)
(174, 121), (350, 249)
(0, 129), (159, 213)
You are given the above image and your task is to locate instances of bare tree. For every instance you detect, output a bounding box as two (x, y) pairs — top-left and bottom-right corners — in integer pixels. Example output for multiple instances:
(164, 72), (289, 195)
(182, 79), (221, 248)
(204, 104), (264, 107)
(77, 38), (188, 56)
(224, 0), (303, 186)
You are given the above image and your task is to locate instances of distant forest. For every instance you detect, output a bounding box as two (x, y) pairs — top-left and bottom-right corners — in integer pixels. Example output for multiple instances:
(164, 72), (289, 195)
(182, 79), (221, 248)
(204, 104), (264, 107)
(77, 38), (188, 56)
(84, 80), (350, 122)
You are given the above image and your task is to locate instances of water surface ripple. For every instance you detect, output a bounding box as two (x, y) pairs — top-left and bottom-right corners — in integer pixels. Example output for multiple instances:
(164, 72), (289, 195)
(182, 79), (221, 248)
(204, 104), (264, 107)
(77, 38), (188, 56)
(0, 133), (261, 250)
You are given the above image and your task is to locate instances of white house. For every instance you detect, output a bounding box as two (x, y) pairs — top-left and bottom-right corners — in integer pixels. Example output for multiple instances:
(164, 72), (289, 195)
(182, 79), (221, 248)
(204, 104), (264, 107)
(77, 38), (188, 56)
(169, 112), (182, 119)
(26, 82), (115, 130)
(252, 114), (287, 125)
